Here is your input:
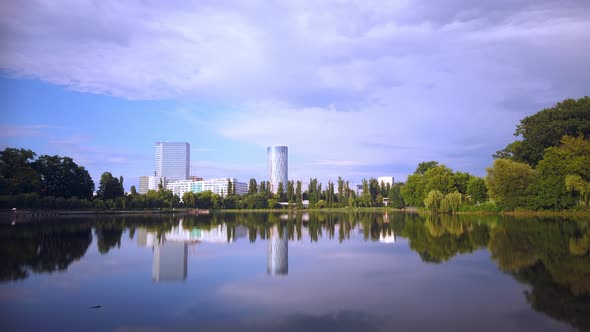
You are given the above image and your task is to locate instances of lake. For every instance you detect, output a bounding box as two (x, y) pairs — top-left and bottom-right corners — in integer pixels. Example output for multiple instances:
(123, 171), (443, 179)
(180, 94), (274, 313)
(1, 212), (589, 331)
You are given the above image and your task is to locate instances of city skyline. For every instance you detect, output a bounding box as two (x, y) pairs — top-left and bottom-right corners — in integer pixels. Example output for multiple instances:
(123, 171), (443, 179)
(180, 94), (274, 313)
(1, 1), (589, 191)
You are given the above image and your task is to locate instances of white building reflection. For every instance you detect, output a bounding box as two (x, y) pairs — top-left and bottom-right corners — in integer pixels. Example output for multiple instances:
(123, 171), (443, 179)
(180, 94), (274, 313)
(137, 220), (246, 282)
(267, 226), (288, 276)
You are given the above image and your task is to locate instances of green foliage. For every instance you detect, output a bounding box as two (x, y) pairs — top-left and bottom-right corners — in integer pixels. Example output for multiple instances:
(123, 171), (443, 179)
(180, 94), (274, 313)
(388, 182), (405, 209)
(486, 159), (538, 210)
(440, 192), (462, 213)
(34, 155), (95, 199)
(494, 96), (590, 166)
(0, 148), (40, 195)
(98, 172), (125, 200)
(401, 163), (458, 207)
(424, 190), (444, 212)
(466, 177), (487, 203)
(415, 161), (439, 174)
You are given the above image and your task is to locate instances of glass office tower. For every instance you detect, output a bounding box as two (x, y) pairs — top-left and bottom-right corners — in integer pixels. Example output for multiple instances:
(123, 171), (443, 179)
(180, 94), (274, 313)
(155, 142), (190, 181)
(267, 145), (288, 194)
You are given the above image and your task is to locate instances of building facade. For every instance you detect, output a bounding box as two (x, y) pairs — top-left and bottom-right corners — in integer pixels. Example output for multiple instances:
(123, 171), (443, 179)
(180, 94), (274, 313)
(166, 178), (248, 198)
(155, 142), (190, 181)
(139, 175), (166, 194)
(267, 145), (288, 194)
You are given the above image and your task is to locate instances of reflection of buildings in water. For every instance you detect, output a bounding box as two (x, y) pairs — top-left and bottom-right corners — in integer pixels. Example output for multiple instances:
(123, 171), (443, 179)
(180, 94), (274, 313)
(152, 240), (188, 282)
(380, 232), (396, 243)
(136, 221), (248, 282)
(267, 226), (288, 276)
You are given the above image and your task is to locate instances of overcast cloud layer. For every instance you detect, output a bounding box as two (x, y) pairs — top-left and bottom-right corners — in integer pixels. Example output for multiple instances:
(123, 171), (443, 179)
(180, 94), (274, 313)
(1, 0), (589, 182)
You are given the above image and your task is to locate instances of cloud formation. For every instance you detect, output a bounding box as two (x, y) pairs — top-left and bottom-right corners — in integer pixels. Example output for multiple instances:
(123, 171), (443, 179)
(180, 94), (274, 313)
(1, 0), (589, 180)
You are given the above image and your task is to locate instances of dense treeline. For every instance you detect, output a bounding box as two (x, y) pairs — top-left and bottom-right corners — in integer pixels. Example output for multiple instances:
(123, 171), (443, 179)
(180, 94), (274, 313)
(0, 148), (406, 210)
(399, 96), (590, 212)
(1, 96), (588, 212)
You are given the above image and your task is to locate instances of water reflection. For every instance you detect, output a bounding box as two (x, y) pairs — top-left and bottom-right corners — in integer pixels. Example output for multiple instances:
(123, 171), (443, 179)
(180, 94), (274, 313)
(0, 212), (589, 330)
(135, 219), (248, 282)
(268, 225), (288, 276)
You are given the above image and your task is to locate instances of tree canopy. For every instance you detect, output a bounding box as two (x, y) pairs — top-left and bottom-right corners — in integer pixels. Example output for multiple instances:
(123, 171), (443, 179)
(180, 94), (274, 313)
(494, 96), (590, 166)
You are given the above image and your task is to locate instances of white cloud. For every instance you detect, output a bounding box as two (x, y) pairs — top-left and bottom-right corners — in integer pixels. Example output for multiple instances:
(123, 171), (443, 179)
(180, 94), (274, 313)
(1, 0), (589, 180)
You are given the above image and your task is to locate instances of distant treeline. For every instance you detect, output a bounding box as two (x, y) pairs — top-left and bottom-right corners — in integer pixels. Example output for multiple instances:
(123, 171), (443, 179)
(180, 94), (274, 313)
(1, 96), (588, 212)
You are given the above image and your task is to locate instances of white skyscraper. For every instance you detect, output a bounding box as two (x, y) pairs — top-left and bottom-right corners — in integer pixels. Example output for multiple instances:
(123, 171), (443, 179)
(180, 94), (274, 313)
(155, 142), (190, 181)
(267, 145), (288, 194)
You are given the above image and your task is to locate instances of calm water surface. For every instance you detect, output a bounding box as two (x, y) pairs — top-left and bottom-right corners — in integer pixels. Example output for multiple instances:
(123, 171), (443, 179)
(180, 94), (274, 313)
(1, 212), (589, 332)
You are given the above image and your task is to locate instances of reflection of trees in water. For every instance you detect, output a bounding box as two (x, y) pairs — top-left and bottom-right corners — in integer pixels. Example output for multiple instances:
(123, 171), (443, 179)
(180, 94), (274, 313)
(515, 263), (590, 331)
(487, 217), (590, 331)
(404, 214), (488, 264)
(0, 227), (92, 281)
(95, 226), (123, 254)
(2, 212), (589, 330)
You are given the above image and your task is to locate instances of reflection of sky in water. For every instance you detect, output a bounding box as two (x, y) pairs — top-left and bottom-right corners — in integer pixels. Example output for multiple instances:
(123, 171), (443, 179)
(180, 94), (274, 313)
(0, 215), (578, 332)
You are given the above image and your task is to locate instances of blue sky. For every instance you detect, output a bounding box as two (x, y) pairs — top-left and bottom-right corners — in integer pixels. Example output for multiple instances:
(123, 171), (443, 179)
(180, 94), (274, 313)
(1, 0), (589, 191)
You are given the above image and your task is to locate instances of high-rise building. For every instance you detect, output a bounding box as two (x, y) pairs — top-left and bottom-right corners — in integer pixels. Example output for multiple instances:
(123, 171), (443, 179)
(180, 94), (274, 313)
(155, 142), (190, 181)
(267, 145), (288, 194)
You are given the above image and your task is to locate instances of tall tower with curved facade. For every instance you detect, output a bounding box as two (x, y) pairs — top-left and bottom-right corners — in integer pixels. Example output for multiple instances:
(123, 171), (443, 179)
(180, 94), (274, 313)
(267, 145), (288, 194)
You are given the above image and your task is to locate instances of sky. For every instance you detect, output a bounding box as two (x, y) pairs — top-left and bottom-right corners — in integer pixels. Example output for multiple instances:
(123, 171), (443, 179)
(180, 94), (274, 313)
(0, 0), (589, 191)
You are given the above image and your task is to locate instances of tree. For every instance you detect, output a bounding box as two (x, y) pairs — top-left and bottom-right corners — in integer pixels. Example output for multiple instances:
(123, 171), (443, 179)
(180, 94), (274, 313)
(416, 161), (439, 174)
(277, 182), (285, 201)
(98, 172), (124, 200)
(296, 180), (302, 207)
(486, 159), (538, 210)
(248, 178), (258, 194)
(227, 179), (233, 198)
(494, 96), (590, 166)
(286, 180), (294, 202)
(466, 177), (487, 204)
(565, 174), (590, 207)
(182, 191), (196, 208)
(424, 190), (444, 212)
(130, 185), (138, 196)
(453, 172), (471, 195)
(34, 155), (94, 199)
(388, 182), (405, 209)
(440, 192), (462, 213)
(533, 135), (590, 209)
(0, 148), (40, 195)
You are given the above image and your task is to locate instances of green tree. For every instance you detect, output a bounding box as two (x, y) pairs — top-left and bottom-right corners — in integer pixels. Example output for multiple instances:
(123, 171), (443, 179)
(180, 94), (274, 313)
(130, 185), (138, 196)
(286, 180), (295, 202)
(494, 96), (590, 166)
(466, 177), (487, 204)
(486, 159), (538, 210)
(277, 182), (285, 201)
(34, 155), (94, 199)
(388, 182), (405, 209)
(296, 180), (302, 207)
(182, 191), (196, 208)
(98, 172), (124, 201)
(416, 161), (439, 174)
(424, 190), (444, 213)
(248, 178), (258, 194)
(0, 148), (40, 195)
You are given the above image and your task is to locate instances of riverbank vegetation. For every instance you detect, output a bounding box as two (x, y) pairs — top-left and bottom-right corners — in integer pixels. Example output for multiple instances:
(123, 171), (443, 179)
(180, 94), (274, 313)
(1, 96), (588, 213)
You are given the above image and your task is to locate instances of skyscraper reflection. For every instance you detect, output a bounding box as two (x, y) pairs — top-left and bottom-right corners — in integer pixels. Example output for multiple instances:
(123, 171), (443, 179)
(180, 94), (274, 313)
(267, 226), (288, 276)
(152, 240), (188, 282)
(137, 220), (246, 282)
